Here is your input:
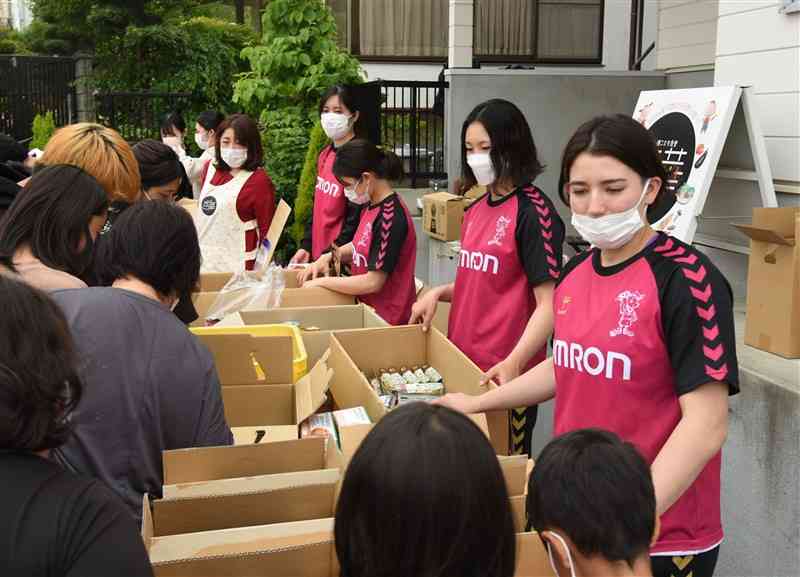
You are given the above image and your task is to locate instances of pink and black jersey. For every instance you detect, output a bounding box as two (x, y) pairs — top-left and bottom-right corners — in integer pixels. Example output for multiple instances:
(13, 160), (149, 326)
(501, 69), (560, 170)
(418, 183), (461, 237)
(349, 193), (416, 326)
(448, 185), (565, 373)
(301, 145), (363, 260)
(553, 233), (740, 555)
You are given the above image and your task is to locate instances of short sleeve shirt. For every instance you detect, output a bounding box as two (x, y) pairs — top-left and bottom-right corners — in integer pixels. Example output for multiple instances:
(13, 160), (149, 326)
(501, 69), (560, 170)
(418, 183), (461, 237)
(50, 287), (233, 522)
(553, 233), (739, 555)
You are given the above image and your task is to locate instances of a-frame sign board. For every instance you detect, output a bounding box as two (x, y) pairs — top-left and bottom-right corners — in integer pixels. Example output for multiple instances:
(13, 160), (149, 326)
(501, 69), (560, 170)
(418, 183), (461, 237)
(633, 85), (778, 249)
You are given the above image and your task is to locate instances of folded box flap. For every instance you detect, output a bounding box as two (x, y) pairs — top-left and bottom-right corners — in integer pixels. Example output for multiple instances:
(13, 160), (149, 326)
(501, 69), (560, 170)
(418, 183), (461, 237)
(733, 224), (795, 246)
(161, 468), (341, 500)
(338, 423), (374, 466)
(295, 350), (333, 423)
(148, 518), (334, 567)
(141, 493), (154, 553)
(199, 333), (261, 385)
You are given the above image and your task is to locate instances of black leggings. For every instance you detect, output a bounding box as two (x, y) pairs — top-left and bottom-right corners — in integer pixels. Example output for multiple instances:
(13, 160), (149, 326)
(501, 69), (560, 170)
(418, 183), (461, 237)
(651, 547), (720, 577)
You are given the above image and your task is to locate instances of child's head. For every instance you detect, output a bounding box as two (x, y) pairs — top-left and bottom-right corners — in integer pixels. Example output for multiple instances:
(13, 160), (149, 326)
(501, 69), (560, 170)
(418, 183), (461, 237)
(335, 403), (516, 577)
(527, 429), (658, 576)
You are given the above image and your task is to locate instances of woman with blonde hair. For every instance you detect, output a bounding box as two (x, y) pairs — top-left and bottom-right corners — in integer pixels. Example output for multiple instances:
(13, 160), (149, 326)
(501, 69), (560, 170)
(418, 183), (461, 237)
(39, 123), (141, 203)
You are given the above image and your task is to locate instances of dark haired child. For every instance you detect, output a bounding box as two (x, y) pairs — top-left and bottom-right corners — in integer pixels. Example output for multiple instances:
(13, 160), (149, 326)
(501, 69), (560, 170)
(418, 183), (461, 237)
(528, 429), (658, 577)
(335, 402), (516, 577)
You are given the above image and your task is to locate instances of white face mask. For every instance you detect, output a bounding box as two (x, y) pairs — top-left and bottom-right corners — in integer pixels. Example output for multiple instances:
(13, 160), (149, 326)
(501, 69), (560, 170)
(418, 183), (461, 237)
(344, 177), (370, 205)
(321, 112), (352, 141)
(466, 152), (496, 186)
(195, 132), (210, 150)
(545, 531), (578, 577)
(221, 147), (248, 169)
(571, 178), (651, 250)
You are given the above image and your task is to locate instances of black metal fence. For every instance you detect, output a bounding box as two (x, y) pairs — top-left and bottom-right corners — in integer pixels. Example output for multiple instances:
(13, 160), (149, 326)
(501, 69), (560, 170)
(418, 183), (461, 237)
(0, 55), (77, 142)
(378, 80), (448, 188)
(94, 92), (194, 143)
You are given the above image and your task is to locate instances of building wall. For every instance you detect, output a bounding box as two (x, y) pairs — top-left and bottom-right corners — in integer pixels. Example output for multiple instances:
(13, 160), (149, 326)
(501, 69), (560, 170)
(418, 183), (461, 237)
(715, 1), (800, 183)
(656, 0), (720, 70)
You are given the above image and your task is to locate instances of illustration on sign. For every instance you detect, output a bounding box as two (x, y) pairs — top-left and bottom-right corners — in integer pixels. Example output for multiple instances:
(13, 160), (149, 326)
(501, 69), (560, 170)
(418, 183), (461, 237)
(632, 86), (739, 242)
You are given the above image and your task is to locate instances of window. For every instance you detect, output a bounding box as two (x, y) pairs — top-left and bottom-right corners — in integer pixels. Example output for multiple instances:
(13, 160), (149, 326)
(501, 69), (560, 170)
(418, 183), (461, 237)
(476, 0), (603, 63)
(327, 0), (603, 64)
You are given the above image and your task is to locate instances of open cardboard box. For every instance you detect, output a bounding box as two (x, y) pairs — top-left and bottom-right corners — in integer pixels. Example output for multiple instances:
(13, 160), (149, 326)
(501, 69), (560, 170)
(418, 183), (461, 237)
(142, 507), (338, 577)
(143, 515), (549, 577)
(192, 288), (356, 327)
(327, 325), (510, 455)
(241, 304), (388, 367)
(734, 207), (800, 358)
(149, 468), (340, 537)
(336, 417), (527, 498)
(162, 436), (341, 486)
(222, 352), (333, 444)
(194, 326), (297, 386)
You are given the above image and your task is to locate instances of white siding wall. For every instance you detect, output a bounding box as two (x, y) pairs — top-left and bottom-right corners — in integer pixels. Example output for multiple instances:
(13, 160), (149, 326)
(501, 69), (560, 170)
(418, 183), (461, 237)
(656, 0), (720, 70)
(715, 1), (800, 182)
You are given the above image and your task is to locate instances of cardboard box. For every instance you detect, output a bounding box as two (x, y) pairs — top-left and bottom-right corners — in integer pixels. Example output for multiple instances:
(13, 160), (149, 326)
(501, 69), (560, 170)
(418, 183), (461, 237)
(241, 304), (388, 367)
(142, 505), (338, 577)
(734, 208), (800, 358)
(510, 494), (527, 533)
(327, 325), (509, 454)
(515, 532), (554, 577)
(423, 192), (466, 241)
(143, 523), (549, 577)
(150, 468), (340, 536)
(162, 436), (341, 486)
(192, 288), (356, 326)
(221, 353), (333, 442)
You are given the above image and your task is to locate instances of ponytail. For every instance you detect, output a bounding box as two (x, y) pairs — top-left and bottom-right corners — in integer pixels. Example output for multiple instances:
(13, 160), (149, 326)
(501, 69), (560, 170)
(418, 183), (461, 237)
(333, 139), (405, 183)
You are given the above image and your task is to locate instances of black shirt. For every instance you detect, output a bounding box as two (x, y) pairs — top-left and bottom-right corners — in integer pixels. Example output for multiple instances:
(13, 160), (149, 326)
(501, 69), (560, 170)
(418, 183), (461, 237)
(0, 452), (154, 577)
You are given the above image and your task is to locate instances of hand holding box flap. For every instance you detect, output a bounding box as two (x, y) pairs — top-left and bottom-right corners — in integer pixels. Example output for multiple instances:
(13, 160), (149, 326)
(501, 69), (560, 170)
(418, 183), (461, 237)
(262, 200), (292, 268)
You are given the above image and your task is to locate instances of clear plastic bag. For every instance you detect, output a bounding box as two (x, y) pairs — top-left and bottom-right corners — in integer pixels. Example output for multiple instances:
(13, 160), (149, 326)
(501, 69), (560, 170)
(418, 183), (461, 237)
(204, 239), (285, 322)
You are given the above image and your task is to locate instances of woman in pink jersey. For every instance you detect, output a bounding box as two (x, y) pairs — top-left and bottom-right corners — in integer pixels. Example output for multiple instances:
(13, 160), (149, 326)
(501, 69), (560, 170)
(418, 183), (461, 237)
(301, 140), (416, 326)
(411, 99), (565, 456)
(437, 114), (739, 577)
(292, 86), (365, 268)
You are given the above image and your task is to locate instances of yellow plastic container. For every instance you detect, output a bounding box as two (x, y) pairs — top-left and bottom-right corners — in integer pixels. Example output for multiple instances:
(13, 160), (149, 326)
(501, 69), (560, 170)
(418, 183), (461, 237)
(191, 324), (308, 383)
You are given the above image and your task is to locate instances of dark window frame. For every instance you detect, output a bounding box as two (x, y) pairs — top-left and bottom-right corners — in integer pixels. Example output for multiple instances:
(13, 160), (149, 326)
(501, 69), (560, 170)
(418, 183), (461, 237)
(337, 0), (605, 66)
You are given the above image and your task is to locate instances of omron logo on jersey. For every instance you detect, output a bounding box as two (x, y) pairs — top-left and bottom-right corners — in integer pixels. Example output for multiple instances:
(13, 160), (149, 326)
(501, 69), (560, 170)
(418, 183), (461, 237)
(316, 177), (341, 197)
(459, 250), (499, 275)
(553, 340), (632, 381)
